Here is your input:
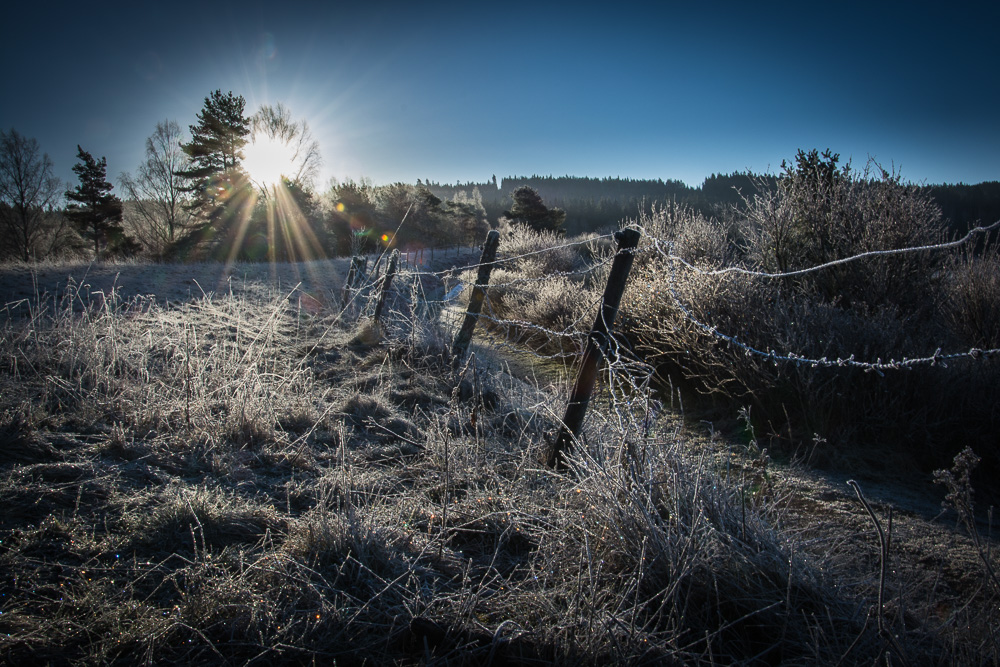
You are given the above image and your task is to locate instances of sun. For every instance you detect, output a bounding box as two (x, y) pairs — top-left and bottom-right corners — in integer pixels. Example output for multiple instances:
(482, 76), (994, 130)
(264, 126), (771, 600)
(243, 133), (298, 190)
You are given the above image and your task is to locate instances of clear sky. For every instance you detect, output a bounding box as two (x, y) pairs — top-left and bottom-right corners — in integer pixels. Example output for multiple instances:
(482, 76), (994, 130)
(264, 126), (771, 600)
(3, 0), (997, 193)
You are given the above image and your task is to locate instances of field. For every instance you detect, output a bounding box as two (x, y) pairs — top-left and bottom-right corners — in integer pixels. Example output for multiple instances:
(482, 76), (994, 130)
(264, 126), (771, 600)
(1, 236), (998, 665)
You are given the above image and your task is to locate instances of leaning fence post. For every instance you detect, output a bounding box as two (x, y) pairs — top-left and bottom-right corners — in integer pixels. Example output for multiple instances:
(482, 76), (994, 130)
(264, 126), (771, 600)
(546, 228), (641, 469)
(342, 256), (361, 310)
(451, 230), (501, 364)
(372, 249), (399, 325)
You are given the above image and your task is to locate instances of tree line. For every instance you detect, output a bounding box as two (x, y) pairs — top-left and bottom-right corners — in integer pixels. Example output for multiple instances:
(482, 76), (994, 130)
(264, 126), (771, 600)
(2, 94), (998, 262)
(424, 173), (1000, 238)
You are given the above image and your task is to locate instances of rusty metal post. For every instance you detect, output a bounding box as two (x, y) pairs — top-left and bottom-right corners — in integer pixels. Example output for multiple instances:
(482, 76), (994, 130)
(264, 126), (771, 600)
(547, 228), (641, 469)
(451, 230), (501, 364)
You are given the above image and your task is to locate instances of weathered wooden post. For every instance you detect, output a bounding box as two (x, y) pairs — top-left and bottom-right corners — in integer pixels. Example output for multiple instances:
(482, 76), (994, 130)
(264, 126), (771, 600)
(451, 230), (501, 364)
(546, 228), (641, 469)
(341, 256), (362, 309)
(357, 257), (369, 285)
(372, 249), (399, 324)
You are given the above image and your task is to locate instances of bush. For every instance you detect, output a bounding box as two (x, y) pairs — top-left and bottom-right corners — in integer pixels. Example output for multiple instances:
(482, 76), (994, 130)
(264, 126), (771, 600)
(482, 225), (601, 354)
(620, 155), (999, 471)
(741, 150), (945, 312)
(497, 220), (581, 277)
(945, 244), (1000, 349)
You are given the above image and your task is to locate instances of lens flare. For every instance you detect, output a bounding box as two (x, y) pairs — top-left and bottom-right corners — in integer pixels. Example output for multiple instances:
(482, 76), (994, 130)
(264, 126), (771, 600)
(243, 134), (298, 189)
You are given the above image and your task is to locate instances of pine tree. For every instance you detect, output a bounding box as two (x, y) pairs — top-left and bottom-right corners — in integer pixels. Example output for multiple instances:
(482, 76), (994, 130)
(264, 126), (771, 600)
(504, 185), (565, 233)
(174, 90), (251, 220)
(65, 146), (129, 256)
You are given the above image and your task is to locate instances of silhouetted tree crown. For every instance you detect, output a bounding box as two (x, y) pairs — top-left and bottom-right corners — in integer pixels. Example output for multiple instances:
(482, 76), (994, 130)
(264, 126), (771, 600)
(65, 146), (134, 256)
(504, 185), (565, 233)
(781, 149), (844, 191)
(0, 128), (65, 261)
(249, 102), (321, 188)
(178, 90), (250, 177)
(174, 91), (251, 221)
(119, 119), (194, 256)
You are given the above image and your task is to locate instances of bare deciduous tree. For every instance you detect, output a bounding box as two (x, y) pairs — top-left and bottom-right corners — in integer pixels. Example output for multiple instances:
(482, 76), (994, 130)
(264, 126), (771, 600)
(119, 120), (193, 256)
(251, 103), (322, 187)
(0, 128), (64, 261)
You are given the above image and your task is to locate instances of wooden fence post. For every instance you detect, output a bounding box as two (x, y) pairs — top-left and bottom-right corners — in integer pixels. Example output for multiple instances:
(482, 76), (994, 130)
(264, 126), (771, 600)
(451, 230), (501, 364)
(546, 228), (641, 469)
(372, 249), (399, 325)
(342, 256), (362, 309)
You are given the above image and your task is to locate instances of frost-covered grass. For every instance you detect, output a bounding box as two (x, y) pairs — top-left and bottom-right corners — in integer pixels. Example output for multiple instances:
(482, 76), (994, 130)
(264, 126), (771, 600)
(0, 258), (995, 665)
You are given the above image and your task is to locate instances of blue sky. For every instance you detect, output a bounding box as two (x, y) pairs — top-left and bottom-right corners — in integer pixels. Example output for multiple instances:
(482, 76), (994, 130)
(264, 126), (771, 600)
(3, 1), (997, 192)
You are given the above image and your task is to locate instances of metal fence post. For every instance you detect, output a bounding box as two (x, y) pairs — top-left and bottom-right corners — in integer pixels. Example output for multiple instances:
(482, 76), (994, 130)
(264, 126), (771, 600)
(547, 228), (641, 469)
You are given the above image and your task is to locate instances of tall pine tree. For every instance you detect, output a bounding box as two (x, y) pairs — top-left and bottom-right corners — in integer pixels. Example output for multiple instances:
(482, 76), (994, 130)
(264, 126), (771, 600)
(174, 90), (251, 222)
(65, 146), (130, 256)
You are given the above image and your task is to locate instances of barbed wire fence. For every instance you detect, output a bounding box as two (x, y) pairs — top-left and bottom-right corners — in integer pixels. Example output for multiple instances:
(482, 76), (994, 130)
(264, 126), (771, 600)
(332, 218), (1000, 466)
(649, 219), (1000, 374)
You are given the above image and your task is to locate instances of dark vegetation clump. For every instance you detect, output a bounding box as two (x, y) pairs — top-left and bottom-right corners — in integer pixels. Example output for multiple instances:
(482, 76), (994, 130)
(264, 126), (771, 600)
(621, 150), (1000, 479)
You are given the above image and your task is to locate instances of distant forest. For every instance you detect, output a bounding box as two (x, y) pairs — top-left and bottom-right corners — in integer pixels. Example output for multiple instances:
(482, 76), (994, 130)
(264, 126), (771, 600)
(421, 174), (1000, 238)
(8, 93), (996, 263)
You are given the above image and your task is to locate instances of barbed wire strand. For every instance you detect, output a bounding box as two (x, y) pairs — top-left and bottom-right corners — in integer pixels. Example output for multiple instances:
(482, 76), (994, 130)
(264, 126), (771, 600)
(647, 219), (1000, 280)
(396, 232), (619, 281)
(658, 239), (1000, 374)
(331, 221), (1000, 378)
